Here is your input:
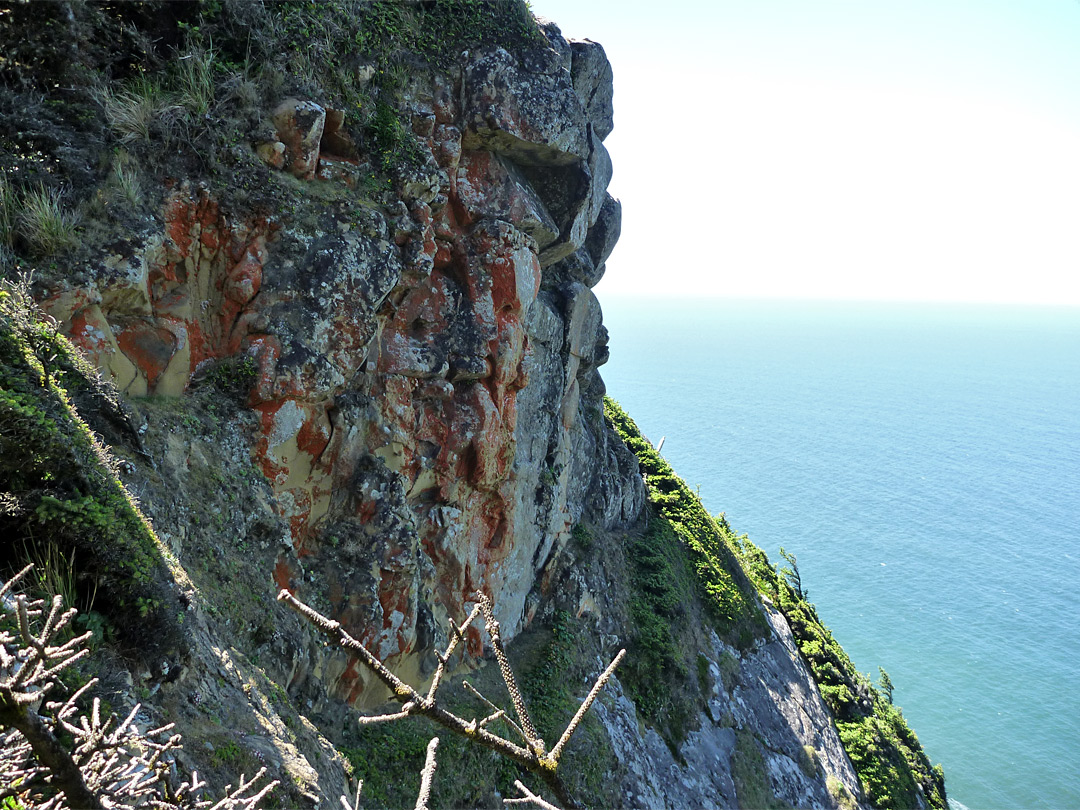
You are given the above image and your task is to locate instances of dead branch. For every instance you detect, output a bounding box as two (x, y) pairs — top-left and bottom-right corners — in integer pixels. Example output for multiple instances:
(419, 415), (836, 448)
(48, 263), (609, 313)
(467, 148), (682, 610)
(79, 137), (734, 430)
(1, 565), (277, 810)
(278, 588), (626, 810)
(504, 779), (563, 810)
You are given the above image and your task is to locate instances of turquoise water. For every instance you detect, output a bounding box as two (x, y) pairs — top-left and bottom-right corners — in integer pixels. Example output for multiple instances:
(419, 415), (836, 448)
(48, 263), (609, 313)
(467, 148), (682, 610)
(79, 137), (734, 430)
(598, 297), (1080, 810)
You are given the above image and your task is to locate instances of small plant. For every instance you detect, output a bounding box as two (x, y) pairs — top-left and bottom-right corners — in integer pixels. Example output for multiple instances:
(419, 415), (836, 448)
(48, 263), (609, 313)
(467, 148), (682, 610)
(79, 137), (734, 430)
(20, 539), (79, 614)
(111, 161), (142, 208)
(570, 523), (591, 551)
(99, 77), (174, 143)
(731, 730), (785, 809)
(175, 45), (217, 118)
(779, 547), (805, 600)
(878, 667), (894, 704)
(798, 744), (822, 778)
(211, 739), (245, 769)
(716, 650), (740, 693)
(0, 172), (16, 256)
(17, 185), (80, 256)
(827, 775), (858, 810)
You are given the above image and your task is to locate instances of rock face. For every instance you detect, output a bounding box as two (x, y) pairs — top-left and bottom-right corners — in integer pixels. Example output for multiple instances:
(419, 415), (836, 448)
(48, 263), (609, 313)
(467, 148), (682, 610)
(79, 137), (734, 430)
(595, 608), (864, 809)
(37, 21), (643, 710)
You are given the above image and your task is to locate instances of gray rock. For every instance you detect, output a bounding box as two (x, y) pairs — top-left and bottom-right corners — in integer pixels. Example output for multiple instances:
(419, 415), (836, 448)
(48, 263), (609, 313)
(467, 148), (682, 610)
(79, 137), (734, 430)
(570, 39), (615, 141)
(585, 193), (622, 271)
(462, 47), (588, 165)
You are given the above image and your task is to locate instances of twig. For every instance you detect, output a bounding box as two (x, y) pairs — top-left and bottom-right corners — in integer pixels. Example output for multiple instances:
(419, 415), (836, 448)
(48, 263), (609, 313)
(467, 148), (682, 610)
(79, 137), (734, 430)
(462, 680), (528, 745)
(340, 779), (363, 810)
(425, 602), (482, 703)
(414, 737), (439, 810)
(475, 592), (542, 755)
(547, 649), (626, 765)
(504, 779), (563, 810)
(277, 587), (630, 810)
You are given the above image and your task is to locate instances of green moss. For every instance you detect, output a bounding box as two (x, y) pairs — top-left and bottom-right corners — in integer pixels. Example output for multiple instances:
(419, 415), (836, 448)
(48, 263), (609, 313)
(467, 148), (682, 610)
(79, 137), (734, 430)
(0, 286), (183, 652)
(798, 744), (822, 778)
(828, 775), (859, 810)
(731, 729), (790, 810)
(717, 650), (740, 694)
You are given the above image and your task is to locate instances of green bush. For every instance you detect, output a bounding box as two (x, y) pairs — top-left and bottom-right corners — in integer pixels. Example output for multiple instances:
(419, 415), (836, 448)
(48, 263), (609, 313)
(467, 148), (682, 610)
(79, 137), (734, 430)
(604, 398), (766, 645)
(733, 534), (947, 809)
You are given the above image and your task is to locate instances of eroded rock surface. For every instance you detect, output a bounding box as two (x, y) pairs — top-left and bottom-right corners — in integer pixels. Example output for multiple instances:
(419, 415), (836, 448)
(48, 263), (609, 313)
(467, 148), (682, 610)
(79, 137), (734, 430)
(37, 23), (643, 712)
(595, 606), (868, 810)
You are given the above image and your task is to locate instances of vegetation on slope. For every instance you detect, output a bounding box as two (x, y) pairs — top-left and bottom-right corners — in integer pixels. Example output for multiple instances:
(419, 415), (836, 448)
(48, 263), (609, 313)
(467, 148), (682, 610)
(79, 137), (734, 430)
(737, 540), (947, 809)
(606, 395), (946, 809)
(604, 398), (767, 643)
(0, 283), (186, 654)
(603, 397), (769, 746)
(0, 0), (542, 283)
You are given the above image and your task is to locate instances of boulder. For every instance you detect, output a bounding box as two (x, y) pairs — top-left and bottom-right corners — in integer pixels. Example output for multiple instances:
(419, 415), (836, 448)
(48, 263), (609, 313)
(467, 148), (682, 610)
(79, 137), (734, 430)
(272, 98), (327, 180)
(570, 39), (615, 141)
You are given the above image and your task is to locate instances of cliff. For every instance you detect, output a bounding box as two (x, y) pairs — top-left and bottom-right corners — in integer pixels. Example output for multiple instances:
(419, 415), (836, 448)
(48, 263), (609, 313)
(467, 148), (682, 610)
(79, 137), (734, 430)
(0, 2), (944, 808)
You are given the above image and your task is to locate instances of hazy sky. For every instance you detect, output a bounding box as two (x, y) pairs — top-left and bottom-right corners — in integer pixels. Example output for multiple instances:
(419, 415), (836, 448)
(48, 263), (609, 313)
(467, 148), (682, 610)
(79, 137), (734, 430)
(529, 0), (1080, 305)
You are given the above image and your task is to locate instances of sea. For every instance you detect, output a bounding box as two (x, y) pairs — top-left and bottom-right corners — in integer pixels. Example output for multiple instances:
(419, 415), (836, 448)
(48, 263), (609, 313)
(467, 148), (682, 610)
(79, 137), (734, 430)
(597, 296), (1080, 810)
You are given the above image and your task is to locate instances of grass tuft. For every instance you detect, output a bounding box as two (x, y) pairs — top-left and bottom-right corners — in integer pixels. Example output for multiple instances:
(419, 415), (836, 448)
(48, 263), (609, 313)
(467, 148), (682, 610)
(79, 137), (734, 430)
(110, 158), (143, 208)
(18, 185), (80, 256)
(175, 45), (217, 118)
(99, 76), (176, 143)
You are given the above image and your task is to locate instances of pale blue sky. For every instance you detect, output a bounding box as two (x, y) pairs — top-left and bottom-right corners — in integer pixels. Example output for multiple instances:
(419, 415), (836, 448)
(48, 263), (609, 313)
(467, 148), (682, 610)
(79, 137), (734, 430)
(530, 0), (1080, 305)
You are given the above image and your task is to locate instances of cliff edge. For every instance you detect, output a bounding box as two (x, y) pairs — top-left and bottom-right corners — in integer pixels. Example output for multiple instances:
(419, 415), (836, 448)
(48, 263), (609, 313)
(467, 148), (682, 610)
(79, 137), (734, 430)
(0, 2), (944, 807)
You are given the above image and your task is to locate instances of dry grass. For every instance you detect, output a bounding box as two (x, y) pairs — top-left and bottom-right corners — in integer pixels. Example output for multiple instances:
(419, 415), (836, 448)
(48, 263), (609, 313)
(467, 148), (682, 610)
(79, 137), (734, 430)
(18, 184), (81, 255)
(175, 45), (217, 118)
(99, 75), (179, 143)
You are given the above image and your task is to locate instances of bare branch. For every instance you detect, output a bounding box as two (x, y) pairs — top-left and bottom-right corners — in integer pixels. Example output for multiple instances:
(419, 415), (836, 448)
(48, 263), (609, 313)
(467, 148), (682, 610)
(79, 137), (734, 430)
(504, 779), (563, 810)
(279, 586), (628, 810)
(414, 736), (439, 810)
(462, 680), (528, 745)
(476, 592), (542, 755)
(278, 589), (425, 706)
(2, 570), (276, 810)
(340, 779), (363, 810)
(0, 564), (34, 601)
(357, 708), (413, 725)
(425, 602), (482, 703)
(547, 649), (626, 765)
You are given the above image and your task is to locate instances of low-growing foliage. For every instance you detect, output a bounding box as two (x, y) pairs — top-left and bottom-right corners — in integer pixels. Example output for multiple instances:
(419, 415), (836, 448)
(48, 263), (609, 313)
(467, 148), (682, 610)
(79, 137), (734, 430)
(733, 532), (947, 809)
(604, 398), (766, 647)
(0, 284), (184, 651)
(731, 729), (788, 809)
(604, 397), (770, 748)
(174, 46), (217, 118)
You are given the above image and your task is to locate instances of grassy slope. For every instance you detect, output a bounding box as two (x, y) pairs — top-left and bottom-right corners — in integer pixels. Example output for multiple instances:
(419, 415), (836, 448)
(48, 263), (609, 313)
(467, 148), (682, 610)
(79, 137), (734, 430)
(0, 284), (186, 654)
(605, 396), (947, 810)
